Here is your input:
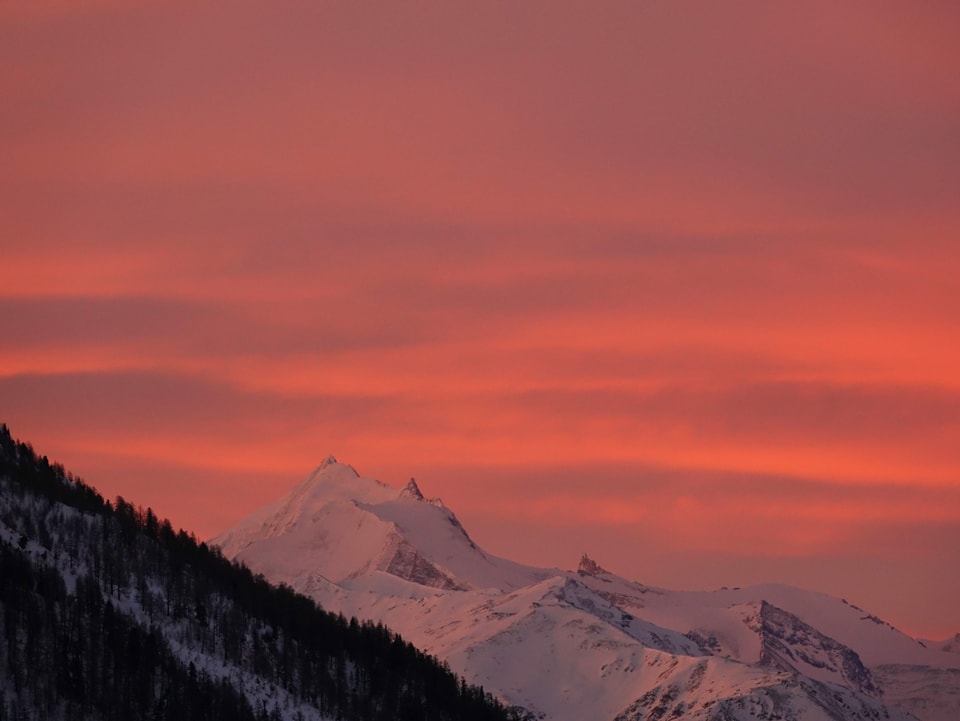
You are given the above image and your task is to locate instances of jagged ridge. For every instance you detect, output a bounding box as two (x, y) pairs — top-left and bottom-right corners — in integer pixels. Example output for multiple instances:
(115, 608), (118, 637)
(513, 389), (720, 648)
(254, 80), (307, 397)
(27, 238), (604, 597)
(212, 458), (953, 721)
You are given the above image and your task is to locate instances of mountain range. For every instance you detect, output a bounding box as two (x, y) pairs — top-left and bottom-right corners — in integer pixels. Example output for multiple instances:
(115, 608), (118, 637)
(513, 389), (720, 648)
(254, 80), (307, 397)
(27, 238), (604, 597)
(214, 458), (960, 721)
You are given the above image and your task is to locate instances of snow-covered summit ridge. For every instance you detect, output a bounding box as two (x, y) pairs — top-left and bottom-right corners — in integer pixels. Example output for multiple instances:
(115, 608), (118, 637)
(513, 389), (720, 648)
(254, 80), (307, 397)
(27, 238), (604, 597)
(212, 460), (549, 593)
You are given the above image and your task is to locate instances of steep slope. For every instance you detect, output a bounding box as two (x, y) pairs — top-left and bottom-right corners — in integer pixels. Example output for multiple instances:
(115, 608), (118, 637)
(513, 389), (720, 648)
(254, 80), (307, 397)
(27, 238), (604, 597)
(213, 460), (950, 721)
(0, 426), (517, 721)
(215, 457), (549, 592)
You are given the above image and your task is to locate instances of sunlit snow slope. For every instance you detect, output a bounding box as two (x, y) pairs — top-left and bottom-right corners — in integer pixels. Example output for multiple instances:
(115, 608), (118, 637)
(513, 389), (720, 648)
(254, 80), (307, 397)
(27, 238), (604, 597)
(213, 460), (958, 721)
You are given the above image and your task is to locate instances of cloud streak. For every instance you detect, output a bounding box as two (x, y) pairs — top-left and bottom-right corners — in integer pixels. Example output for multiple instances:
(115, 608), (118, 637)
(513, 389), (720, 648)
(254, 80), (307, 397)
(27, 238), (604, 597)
(2, 1), (958, 638)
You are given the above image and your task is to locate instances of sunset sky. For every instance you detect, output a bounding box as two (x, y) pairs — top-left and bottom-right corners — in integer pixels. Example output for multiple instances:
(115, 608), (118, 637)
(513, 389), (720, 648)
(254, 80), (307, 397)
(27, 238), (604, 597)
(2, 2), (959, 638)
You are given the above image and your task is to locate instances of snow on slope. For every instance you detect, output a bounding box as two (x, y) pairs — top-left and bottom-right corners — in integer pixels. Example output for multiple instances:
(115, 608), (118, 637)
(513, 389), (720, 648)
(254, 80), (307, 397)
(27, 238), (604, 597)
(873, 665), (960, 721)
(927, 633), (960, 655)
(574, 570), (959, 721)
(213, 461), (956, 721)
(574, 573), (957, 669)
(317, 572), (910, 721)
(214, 457), (548, 592)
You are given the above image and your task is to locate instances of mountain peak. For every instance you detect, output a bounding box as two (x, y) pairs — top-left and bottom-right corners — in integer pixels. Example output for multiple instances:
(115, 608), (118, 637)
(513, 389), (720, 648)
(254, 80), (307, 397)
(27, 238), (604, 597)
(577, 553), (607, 576)
(307, 456), (360, 482)
(400, 477), (425, 501)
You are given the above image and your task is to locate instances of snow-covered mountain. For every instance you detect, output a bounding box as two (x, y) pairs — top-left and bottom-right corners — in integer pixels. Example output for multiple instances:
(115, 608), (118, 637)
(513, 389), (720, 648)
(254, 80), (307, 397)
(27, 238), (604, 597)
(215, 456), (548, 592)
(213, 459), (959, 721)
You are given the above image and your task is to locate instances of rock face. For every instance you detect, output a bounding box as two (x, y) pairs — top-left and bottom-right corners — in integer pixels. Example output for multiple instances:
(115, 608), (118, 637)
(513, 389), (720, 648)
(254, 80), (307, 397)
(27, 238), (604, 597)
(213, 460), (958, 721)
(400, 477), (425, 501)
(755, 601), (878, 696)
(577, 553), (608, 576)
(384, 538), (464, 590)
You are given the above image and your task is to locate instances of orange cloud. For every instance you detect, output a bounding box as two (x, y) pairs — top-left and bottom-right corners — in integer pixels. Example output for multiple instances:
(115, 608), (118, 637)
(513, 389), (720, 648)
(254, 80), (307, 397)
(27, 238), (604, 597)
(2, 1), (958, 638)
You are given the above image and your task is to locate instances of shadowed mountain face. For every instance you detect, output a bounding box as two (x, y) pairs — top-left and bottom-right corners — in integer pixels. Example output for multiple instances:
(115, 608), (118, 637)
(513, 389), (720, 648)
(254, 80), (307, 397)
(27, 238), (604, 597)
(214, 459), (959, 721)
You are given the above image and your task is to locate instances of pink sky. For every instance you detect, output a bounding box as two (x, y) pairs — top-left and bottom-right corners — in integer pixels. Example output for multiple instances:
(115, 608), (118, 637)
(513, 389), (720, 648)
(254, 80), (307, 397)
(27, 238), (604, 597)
(2, 1), (959, 638)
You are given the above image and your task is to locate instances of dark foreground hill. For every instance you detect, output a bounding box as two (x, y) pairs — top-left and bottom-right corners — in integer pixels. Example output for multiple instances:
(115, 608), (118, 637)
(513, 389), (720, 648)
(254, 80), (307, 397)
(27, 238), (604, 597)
(0, 423), (519, 721)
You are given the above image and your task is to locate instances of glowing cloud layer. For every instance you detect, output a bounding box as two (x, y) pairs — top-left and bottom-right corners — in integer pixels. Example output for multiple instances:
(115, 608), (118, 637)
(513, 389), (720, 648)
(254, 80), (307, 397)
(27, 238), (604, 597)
(2, 1), (958, 638)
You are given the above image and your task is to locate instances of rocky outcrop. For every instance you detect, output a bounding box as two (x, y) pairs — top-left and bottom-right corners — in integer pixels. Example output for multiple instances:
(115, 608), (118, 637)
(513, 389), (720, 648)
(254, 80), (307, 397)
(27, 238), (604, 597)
(578, 553), (608, 576)
(400, 477), (425, 501)
(383, 539), (464, 591)
(755, 601), (878, 697)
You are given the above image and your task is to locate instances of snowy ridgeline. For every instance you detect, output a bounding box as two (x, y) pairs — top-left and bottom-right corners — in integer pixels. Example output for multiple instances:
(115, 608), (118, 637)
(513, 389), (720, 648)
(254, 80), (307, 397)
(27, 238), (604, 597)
(0, 426), (518, 721)
(214, 457), (960, 721)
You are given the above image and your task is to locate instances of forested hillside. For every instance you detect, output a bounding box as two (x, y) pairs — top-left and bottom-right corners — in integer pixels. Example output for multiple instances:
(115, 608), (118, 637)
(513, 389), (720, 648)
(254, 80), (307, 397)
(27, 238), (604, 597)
(0, 423), (518, 721)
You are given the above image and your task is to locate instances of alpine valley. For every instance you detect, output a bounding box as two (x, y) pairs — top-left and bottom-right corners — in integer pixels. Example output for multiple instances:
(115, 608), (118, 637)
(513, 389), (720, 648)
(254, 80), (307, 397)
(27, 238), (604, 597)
(214, 458), (960, 721)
